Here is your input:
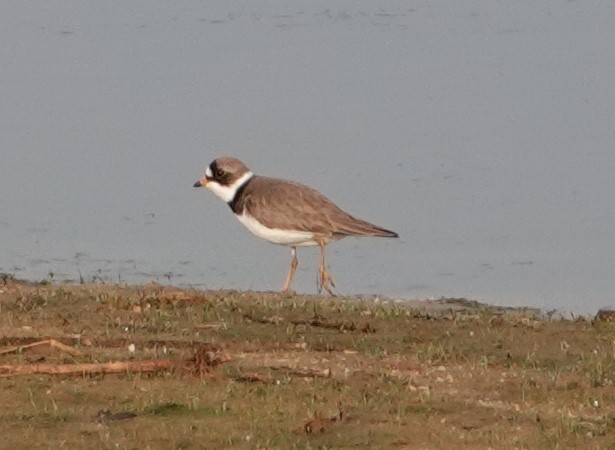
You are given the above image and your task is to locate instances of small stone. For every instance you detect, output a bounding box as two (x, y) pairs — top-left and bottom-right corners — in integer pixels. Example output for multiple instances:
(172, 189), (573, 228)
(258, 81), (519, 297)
(596, 308), (615, 321)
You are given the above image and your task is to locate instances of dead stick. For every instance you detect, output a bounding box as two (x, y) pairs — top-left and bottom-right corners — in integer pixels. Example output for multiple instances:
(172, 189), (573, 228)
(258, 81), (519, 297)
(290, 319), (356, 331)
(0, 339), (82, 357)
(269, 365), (331, 378)
(232, 372), (276, 383)
(0, 359), (175, 377)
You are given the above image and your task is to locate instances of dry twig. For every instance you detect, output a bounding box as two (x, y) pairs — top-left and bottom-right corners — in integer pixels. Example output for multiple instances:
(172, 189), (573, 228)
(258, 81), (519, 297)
(186, 346), (232, 376)
(0, 359), (175, 377)
(0, 339), (82, 357)
(232, 372), (276, 383)
(270, 365), (331, 378)
(291, 318), (356, 332)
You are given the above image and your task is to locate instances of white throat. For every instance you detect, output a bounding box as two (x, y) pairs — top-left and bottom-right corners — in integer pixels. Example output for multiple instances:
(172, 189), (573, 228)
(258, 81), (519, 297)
(206, 171), (254, 203)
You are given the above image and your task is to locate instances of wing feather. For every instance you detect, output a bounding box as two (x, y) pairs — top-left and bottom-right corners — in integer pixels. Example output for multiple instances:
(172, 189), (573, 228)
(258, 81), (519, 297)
(242, 177), (397, 238)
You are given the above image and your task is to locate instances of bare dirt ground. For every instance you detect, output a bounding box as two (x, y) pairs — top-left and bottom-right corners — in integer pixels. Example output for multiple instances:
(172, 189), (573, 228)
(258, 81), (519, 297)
(0, 277), (613, 449)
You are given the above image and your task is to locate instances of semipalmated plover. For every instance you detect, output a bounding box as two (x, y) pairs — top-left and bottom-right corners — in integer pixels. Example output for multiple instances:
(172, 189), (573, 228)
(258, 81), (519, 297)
(194, 157), (398, 294)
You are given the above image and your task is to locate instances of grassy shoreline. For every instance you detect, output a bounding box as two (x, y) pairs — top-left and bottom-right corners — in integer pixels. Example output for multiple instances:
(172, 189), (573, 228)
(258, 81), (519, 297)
(0, 279), (614, 449)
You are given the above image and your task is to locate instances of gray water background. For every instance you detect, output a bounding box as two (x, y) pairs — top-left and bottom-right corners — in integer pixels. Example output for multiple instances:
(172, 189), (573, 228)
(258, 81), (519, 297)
(1, 1), (614, 314)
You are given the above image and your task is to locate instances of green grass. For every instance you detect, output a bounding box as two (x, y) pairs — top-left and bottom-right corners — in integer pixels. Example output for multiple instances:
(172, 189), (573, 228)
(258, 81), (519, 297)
(0, 280), (614, 449)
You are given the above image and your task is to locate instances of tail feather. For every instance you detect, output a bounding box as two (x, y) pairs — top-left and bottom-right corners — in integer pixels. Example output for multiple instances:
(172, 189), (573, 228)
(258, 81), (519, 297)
(335, 215), (398, 238)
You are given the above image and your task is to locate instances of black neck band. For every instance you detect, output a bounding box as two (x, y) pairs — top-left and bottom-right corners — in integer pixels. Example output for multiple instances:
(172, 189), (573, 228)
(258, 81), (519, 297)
(227, 177), (251, 214)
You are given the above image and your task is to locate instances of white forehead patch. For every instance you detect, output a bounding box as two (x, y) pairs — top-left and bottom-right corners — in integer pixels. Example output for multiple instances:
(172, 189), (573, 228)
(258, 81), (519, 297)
(205, 171), (253, 203)
(205, 166), (213, 178)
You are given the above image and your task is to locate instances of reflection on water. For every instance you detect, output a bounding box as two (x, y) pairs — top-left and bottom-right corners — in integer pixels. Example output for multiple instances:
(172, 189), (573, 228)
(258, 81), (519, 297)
(1, 1), (614, 314)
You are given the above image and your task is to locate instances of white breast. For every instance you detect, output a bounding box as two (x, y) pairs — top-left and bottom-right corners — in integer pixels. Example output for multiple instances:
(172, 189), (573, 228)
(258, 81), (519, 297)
(236, 212), (319, 246)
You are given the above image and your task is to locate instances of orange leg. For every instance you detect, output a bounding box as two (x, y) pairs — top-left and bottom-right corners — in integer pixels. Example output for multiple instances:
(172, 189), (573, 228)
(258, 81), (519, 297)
(281, 247), (298, 294)
(316, 239), (336, 296)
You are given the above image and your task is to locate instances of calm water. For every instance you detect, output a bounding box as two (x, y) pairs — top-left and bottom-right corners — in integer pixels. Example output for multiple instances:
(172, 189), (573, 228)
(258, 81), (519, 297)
(1, 1), (614, 314)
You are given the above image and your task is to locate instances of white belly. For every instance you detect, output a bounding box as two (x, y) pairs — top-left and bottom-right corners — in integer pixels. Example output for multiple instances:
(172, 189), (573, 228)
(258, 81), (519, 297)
(236, 212), (319, 246)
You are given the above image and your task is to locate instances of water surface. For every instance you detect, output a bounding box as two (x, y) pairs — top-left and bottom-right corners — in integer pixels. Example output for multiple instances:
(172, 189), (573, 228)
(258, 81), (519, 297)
(1, 1), (614, 314)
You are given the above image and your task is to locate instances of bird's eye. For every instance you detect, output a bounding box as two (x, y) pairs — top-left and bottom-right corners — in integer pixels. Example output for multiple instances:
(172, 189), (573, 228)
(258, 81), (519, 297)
(215, 169), (225, 178)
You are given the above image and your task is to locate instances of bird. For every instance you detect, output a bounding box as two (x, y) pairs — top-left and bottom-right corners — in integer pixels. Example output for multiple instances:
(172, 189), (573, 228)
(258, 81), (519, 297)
(193, 157), (398, 295)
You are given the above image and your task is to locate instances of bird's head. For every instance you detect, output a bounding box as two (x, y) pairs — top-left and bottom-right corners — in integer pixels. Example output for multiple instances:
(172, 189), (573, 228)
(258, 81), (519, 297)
(194, 157), (254, 203)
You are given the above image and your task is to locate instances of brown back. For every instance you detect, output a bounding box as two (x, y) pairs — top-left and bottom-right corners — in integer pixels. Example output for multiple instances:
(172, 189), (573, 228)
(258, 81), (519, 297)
(233, 176), (398, 238)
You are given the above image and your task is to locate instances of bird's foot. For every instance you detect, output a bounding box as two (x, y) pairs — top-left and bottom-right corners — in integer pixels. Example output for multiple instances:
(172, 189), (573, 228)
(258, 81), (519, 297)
(280, 288), (296, 298)
(317, 268), (336, 296)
